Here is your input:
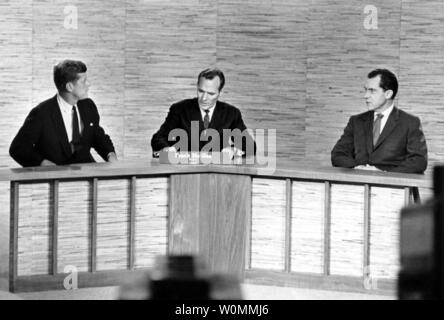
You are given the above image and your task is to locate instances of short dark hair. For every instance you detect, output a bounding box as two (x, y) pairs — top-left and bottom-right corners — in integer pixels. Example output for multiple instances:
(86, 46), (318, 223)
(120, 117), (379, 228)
(53, 60), (87, 93)
(367, 68), (398, 99)
(197, 68), (225, 91)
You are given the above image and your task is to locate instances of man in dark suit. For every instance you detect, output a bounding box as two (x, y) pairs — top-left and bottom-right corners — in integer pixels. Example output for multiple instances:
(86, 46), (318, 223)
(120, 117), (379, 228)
(151, 68), (256, 158)
(331, 69), (427, 174)
(10, 60), (117, 167)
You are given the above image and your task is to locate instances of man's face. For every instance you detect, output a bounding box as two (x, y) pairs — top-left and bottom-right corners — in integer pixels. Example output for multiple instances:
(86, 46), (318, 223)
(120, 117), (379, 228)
(364, 75), (392, 111)
(69, 72), (90, 100)
(197, 76), (221, 110)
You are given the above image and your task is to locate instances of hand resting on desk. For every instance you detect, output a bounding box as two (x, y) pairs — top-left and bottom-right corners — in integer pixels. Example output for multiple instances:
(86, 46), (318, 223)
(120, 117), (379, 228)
(354, 165), (383, 172)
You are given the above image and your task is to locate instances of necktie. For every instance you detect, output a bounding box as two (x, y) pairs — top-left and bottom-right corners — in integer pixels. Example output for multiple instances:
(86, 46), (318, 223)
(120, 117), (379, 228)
(373, 113), (384, 147)
(203, 110), (210, 130)
(71, 105), (81, 153)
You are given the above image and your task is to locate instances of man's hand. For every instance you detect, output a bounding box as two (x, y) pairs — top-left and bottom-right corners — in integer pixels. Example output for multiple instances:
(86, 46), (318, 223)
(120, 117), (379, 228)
(162, 146), (177, 153)
(221, 147), (244, 159)
(221, 147), (234, 159)
(107, 152), (118, 162)
(354, 165), (381, 171)
(41, 159), (56, 166)
(153, 147), (177, 158)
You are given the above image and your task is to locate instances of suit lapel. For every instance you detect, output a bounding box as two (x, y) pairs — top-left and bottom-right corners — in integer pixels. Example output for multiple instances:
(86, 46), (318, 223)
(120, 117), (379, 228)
(363, 112), (374, 155)
(77, 101), (88, 136)
(374, 107), (399, 149)
(209, 102), (223, 130)
(50, 95), (72, 157)
(190, 99), (204, 131)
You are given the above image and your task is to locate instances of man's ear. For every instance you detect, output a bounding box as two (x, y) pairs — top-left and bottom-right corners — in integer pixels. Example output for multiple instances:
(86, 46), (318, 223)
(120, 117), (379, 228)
(385, 89), (394, 99)
(65, 82), (73, 93)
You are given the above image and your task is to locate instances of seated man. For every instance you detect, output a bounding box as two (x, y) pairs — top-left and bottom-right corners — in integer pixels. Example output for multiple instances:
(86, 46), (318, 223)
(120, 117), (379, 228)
(331, 68), (427, 173)
(151, 68), (256, 158)
(10, 59), (117, 167)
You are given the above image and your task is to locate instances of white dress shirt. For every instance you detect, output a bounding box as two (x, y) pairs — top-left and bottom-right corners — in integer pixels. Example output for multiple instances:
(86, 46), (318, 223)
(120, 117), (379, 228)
(200, 104), (216, 123)
(374, 103), (394, 134)
(57, 94), (83, 142)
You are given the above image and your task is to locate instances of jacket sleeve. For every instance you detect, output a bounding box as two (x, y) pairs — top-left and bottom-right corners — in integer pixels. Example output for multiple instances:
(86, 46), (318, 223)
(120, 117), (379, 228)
(151, 103), (182, 155)
(331, 117), (358, 168)
(9, 107), (45, 167)
(89, 100), (115, 161)
(389, 117), (428, 174)
(229, 109), (256, 156)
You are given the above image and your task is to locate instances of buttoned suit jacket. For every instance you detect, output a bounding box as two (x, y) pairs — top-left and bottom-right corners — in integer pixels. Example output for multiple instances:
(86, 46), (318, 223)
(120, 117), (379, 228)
(151, 98), (256, 156)
(10, 95), (115, 167)
(331, 107), (427, 173)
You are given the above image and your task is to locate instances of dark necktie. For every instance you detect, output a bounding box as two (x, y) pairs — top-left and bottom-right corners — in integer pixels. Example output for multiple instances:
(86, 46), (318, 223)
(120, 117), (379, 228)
(71, 105), (81, 153)
(373, 113), (384, 147)
(203, 109), (210, 130)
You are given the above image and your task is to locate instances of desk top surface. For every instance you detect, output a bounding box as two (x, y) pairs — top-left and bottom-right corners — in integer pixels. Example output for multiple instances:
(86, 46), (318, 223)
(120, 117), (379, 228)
(0, 157), (432, 188)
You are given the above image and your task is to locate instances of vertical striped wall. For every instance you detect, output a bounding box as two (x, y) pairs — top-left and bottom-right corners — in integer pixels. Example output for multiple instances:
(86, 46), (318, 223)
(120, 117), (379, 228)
(305, 0), (401, 163)
(0, 0), (443, 167)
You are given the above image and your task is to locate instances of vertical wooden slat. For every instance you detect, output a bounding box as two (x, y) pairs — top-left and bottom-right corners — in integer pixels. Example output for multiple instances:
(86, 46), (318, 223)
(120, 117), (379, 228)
(363, 184), (371, 278)
(323, 181), (331, 275)
(167, 175), (174, 255)
(244, 177), (253, 270)
(404, 187), (411, 206)
(91, 178), (98, 273)
(411, 187), (421, 204)
(129, 176), (136, 270)
(284, 179), (292, 272)
(52, 180), (59, 275)
(9, 181), (19, 292)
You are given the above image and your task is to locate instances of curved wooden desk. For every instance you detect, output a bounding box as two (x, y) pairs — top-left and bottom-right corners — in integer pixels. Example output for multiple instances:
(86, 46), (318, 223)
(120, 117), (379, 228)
(0, 158), (432, 294)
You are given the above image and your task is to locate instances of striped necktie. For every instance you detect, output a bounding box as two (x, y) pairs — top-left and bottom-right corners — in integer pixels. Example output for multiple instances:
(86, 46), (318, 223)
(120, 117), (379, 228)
(203, 109), (210, 130)
(373, 113), (384, 147)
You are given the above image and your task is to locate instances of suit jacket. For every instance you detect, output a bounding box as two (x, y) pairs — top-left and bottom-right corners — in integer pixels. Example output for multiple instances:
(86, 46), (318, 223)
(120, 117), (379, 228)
(151, 98), (256, 156)
(10, 95), (115, 167)
(331, 107), (427, 173)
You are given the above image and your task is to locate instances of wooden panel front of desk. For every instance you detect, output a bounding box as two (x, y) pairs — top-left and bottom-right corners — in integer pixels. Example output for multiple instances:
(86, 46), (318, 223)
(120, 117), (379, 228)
(169, 173), (250, 278)
(9, 172), (250, 292)
(5, 162), (430, 294)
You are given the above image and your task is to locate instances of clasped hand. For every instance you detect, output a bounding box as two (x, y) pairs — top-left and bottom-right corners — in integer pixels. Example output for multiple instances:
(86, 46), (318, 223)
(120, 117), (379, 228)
(354, 164), (381, 171)
(161, 146), (244, 159)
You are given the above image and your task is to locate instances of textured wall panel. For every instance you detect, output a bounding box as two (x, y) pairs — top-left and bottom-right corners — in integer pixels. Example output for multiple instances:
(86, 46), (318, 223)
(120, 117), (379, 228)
(399, 0), (444, 171)
(0, 1), (32, 168)
(251, 178), (286, 270)
(330, 184), (364, 276)
(124, 0), (217, 158)
(134, 177), (168, 269)
(96, 179), (130, 271)
(2, 1), (444, 169)
(17, 183), (53, 276)
(31, 0), (125, 160)
(369, 187), (404, 279)
(57, 181), (91, 273)
(306, 0), (401, 166)
(217, 0), (308, 160)
(291, 181), (325, 274)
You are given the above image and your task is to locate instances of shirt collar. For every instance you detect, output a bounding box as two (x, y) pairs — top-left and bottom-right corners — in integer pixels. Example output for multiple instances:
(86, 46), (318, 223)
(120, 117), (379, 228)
(57, 93), (75, 113)
(200, 103), (216, 117)
(374, 102), (394, 119)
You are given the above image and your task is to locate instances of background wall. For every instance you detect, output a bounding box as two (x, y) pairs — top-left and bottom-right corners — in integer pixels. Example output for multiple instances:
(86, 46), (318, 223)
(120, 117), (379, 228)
(0, 0), (443, 169)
